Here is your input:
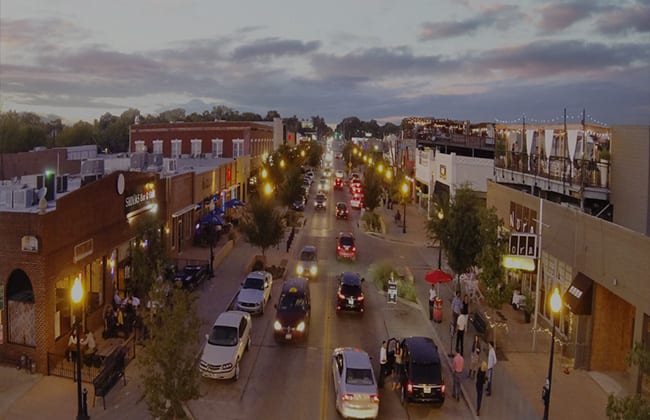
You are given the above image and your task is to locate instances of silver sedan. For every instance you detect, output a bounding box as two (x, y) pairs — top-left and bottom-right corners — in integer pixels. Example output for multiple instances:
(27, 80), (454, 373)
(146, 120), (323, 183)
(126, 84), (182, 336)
(331, 347), (379, 419)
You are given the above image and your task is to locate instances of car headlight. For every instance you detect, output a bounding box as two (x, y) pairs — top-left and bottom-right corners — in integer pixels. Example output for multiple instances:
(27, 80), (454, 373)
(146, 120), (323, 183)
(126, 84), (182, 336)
(310, 266), (318, 275)
(296, 321), (306, 332)
(296, 265), (304, 275)
(222, 363), (233, 370)
(274, 320), (282, 331)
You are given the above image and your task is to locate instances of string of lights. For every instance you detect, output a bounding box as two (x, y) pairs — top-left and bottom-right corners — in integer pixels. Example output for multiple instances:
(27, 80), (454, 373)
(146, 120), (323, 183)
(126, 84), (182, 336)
(494, 112), (608, 126)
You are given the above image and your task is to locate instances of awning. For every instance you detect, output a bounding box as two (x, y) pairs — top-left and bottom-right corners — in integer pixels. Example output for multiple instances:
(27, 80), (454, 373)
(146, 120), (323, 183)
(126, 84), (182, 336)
(563, 272), (594, 315)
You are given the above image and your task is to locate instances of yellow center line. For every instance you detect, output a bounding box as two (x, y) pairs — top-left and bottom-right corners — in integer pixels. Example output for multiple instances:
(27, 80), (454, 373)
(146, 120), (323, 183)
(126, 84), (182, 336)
(320, 272), (333, 419)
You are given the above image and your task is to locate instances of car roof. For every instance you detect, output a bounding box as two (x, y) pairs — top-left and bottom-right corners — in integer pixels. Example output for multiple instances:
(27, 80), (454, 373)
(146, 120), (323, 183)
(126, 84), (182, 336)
(403, 336), (440, 363)
(336, 347), (372, 368)
(281, 277), (309, 294)
(339, 232), (354, 239)
(336, 202), (347, 207)
(246, 271), (270, 280)
(340, 272), (361, 285)
(213, 310), (247, 328)
(301, 245), (317, 253)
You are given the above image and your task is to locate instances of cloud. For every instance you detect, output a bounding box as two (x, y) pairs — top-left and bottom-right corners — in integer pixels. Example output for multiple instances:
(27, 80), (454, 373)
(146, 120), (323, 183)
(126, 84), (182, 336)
(417, 4), (523, 40)
(596, 4), (650, 34)
(535, 1), (598, 32)
(231, 38), (321, 61)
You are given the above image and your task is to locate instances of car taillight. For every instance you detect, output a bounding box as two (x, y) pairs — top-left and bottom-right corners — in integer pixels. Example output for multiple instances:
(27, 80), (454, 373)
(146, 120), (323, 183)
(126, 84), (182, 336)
(337, 245), (342, 251)
(406, 381), (414, 394)
(357, 295), (364, 301)
(351, 246), (356, 252)
(341, 394), (354, 401)
(441, 384), (446, 394)
(370, 394), (380, 403)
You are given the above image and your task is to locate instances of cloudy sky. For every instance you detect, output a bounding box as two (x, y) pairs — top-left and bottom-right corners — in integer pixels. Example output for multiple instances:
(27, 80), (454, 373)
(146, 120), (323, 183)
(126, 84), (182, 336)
(1, 0), (648, 126)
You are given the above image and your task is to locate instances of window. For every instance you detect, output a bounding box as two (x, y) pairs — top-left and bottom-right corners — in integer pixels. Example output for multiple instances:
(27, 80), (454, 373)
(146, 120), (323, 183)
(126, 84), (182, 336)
(191, 139), (202, 157)
(153, 140), (163, 154)
(134, 140), (146, 153)
(85, 258), (104, 314)
(55, 275), (75, 339)
(233, 138), (244, 158)
(171, 139), (182, 158)
(212, 138), (223, 157)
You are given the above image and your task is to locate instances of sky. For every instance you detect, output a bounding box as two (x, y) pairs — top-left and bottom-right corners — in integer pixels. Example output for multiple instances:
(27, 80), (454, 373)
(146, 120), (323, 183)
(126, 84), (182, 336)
(1, 0), (649, 126)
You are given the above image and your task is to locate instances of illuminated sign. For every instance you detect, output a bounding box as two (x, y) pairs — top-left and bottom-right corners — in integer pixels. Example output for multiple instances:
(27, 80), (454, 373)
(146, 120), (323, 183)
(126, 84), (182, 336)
(502, 256), (536, 271)
(124, 181), (157, 217)
(509, 233), (537, 257)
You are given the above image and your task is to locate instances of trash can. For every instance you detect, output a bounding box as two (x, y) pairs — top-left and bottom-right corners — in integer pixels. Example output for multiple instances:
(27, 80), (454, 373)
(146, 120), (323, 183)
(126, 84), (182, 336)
(387, 279), (398, 304)
(433, 296), (444, 323)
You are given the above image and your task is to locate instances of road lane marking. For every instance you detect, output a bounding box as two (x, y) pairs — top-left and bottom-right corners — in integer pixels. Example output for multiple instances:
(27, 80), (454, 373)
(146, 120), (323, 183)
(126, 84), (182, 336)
(319, 273), (333, 419)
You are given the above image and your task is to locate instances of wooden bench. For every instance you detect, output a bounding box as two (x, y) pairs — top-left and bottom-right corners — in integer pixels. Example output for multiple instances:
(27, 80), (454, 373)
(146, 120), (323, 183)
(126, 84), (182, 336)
(92, 346), (127, 409)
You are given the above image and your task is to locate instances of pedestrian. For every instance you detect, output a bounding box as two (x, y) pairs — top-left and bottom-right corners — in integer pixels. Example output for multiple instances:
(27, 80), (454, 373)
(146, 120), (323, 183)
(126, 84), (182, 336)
(392, 341), (403, 390)
(452, 350), (464, 401)
(65, 329), (78, 362)
(451, 291), (462, 327)
(476, 361), (487, 416)
(379, 340), (389, 388)
(468, 335), (481, 378)
(456, 310), (467, 355)
(81, 329), (97, 357)
(462, 294), (470, 315)
(286, 237), (291, 253)
(103, 304), (116, 338)
(486, 341), (497, 396)
(428, 284), (437, 320)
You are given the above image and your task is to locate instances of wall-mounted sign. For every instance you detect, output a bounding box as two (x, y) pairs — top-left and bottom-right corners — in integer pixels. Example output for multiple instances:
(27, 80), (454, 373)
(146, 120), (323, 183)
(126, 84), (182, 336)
(21, 236), (39, 253)
(124, 180), (157, 217)
(74, 238), (93, 263)
(509, 233), (537, 257)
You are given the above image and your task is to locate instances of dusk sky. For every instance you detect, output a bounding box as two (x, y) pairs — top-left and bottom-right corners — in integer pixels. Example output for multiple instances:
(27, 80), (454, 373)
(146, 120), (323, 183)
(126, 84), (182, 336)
(1, 0), (649, 126)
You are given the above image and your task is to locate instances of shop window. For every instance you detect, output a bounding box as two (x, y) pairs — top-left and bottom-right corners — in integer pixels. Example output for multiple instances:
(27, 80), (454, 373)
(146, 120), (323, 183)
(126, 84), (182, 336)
(6, 269), (35, 346)
(84, 258), (104, 314)
(55, 275), (74, 340)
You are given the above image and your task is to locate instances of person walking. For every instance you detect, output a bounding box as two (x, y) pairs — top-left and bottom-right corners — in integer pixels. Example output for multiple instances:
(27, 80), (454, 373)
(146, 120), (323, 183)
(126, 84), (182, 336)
(486, 341), (497, 396)
(392, 341), (403, 390)
(452, 350), (464, 401)
(476, 361), (487, 416)
(379, 340), (389, 388)
(428, 284), (437, 320)
(468, 335), (481, 378)
(451, 291), (462, 327)
(456, 310), (468, 355)
(462, 294), (470, 315)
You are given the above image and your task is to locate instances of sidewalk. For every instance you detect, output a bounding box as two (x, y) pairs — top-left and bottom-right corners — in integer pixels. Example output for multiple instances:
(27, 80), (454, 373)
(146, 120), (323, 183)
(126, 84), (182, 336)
(372, 202), (613, 420)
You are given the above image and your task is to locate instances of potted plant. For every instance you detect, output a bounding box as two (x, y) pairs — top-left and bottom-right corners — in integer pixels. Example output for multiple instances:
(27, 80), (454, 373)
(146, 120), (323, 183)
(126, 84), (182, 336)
(521, 289), (534, 323)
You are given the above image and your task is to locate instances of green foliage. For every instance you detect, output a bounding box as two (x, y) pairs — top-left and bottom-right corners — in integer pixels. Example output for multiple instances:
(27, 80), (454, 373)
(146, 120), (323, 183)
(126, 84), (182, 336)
(368, 260), (395, 291)
(426, 184), (483, 276)
(306, 140), (323, 168)
(129, 216), (168, 298)
(476, 206), (509, 310)
(239, 196), (286, 257)
(362, 210), (382, 233)
(277, 165), (304, 206)
(397, 280), (417, 302)
(139, 286), (202, 419)
(362, 165), (384, 211)
(606, 343), (650, 419)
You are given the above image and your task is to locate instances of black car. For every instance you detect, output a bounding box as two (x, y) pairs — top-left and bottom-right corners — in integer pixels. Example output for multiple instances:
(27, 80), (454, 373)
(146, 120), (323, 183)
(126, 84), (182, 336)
(336, 272), (364, 314)
(273, 278), (311, 342)
(335, 202), (349, 219)
(399, 336), (445, 407)
(291, 197), (306, 211)
(172, 264), (209, 290)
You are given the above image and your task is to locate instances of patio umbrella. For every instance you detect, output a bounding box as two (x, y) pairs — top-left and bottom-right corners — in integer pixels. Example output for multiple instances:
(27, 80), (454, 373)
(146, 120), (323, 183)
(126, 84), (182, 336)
(224, 199), (245, 209)
(425, 269), (452, 285)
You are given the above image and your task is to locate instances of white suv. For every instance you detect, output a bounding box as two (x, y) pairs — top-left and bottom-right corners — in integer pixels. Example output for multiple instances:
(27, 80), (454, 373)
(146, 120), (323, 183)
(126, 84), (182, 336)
(200, 311), (252, 380)
(236, 271), (273, 315)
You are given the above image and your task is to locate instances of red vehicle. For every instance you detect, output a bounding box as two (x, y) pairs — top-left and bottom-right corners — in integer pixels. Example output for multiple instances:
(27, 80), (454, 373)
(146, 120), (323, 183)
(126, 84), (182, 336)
(334, 177), (344, 190)
(336, 232), (357, 261)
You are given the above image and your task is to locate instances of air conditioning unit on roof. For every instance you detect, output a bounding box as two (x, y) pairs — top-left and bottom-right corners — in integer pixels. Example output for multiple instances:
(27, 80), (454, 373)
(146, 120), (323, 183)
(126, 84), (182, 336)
(12, 189), (34, 209)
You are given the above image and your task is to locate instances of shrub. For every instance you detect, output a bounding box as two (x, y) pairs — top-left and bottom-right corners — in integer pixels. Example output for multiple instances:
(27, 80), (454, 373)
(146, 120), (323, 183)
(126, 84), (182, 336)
(368, 260), (394, 291)
(252, 259), (265, 271)
(398, 280), (417, 303)
(363, 211), (382, 233)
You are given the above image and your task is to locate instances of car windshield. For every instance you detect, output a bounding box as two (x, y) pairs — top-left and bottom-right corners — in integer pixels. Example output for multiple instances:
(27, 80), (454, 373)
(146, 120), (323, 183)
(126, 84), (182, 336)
(278, 295), (306, 311)
(410, 362), (442, 384)
(339, 237), (354, 247)
(300, 250), (316, 261)
(341, 284), (361, 295)
(208, 325), (238, 346)
(243, 277), (264, 290)
(346, 368), (374, 385)
(316, 195), (325, 201)
(337, 204), (346, 210)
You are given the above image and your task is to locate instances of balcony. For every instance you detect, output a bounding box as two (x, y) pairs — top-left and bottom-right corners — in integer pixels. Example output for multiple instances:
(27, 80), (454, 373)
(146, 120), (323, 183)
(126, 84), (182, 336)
(494, 151), (610, 202)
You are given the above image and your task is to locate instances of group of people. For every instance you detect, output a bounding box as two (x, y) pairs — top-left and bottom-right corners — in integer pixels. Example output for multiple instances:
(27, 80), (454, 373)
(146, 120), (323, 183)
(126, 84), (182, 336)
(65, 328), (97, 363)
(378, 339), (403, 390)
(103, 290), (141, 339)
(449, 290), (497, 416)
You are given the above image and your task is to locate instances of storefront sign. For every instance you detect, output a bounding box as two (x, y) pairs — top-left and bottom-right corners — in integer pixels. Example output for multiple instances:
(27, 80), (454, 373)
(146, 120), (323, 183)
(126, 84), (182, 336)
(74, 239), (93, 263)
(509, 233), (537, 257)
(124, 181), (157, 217)
(21, 236), (39, 253)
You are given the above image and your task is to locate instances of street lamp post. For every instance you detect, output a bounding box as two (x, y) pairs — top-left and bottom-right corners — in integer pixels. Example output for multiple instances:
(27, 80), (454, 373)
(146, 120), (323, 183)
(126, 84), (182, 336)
(71, 276), (90, 420)
(401, 182), (408, 234)
(543, 287), (562, 420)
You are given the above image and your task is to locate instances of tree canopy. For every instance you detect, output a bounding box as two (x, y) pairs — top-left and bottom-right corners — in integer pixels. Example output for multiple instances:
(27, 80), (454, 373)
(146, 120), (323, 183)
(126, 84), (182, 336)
(239, 196), (286, 257)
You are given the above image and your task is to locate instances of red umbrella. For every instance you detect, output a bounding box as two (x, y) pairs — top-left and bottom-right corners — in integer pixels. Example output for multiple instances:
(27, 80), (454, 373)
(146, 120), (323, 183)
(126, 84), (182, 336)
(425, 269), (452, 285)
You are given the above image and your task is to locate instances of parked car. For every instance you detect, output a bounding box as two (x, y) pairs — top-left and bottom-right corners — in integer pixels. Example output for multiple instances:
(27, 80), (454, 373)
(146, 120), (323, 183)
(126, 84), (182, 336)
(291, 197), (306, 211)
(315, 193), (327, 210)
(273, 278), (311, 342)
(399, 336), (445, 407)
(336, 272), (365, 314)
(331, 347), (379, 419)
(296, 245), (318, 279)
(199, 311), (252, 380)
(336, 202), (349, 219)
(336, 232), (357, 261)
(235, 271), (273, 315)
(350, 193), (363, 209)
(172, 264), (209, 290)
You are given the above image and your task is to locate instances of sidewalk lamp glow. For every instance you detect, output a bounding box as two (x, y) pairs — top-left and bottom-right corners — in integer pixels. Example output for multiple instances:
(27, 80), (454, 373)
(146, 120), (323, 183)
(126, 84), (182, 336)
(261, 168), (268, 179)
(385, 169), (392, 180)
(71, 276), (89, 420)
(377, 163), (384, 174)
(279, 159), (286, 169)
(263, 183), (273, 196)
(543, 287), (562, 420)
(300, 150), (306, 158)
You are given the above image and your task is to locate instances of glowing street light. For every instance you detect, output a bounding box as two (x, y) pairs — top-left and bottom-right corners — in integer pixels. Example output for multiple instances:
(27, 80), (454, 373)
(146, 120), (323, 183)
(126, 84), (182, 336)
(401, 182), (409, 234)
(263, 183), (273, 196)
(261, 168), (268, 179)
(279, 159), (286, 169)
(543, 287), (562, 420)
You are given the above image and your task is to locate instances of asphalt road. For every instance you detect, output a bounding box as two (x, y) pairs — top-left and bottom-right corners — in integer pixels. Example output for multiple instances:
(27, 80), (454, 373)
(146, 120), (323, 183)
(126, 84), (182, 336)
(185, 161), (472, 420)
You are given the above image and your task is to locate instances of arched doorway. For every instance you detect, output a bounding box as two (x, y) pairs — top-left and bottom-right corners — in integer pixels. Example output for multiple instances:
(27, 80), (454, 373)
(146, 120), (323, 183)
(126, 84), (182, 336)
(6, 269), (35, 346)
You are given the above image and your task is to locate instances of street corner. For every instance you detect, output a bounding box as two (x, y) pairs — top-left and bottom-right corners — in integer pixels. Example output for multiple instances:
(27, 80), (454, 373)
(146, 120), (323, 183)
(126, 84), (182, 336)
(382, 301), (432, 340)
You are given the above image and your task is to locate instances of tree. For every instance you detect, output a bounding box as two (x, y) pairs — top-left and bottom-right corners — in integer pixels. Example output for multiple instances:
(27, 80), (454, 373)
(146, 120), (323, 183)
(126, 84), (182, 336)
(239, 196), (286, 257)
(278, 165), (305, 207)
(306, 140), (323, 168)
(606, 342), (650, 419)
(264, 110), (281, 121)
(129, 217), (167, 298)
(425, 184), (483, 277)
(476, 206), (509, 309)
(139, 285), (202, 419)
(362, 165), (384, 212)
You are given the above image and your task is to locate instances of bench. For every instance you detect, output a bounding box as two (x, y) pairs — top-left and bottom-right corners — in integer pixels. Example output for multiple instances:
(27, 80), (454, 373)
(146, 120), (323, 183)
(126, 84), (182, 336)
(469, 311), (488, 337)
(92, 346), (127, 409)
